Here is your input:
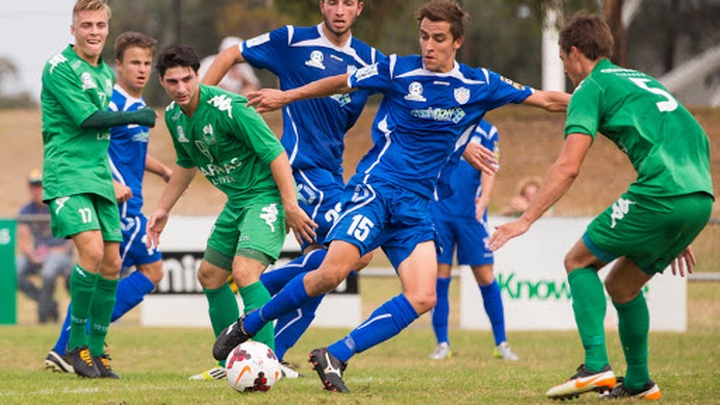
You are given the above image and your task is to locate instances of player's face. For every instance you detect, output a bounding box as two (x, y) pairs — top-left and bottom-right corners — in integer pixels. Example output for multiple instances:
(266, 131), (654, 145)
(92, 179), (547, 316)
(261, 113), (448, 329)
(116, 46), (153, 98)
(159, 66), (200, 112)
(70, 9), (109, 65)
(320, 0), (363, 38)
(560, 47), (585, 87)
(418, 18), (462, 73)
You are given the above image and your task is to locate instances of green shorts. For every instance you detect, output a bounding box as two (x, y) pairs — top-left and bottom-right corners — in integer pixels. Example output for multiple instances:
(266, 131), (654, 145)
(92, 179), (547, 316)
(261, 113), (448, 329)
(584, 191), (713, 275)
(204, 202), (286, 271)
(48, 193), (122, 242)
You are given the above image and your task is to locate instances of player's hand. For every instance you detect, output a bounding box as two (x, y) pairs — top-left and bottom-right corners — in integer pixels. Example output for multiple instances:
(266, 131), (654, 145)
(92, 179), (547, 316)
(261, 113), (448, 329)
(283, 203), (317, 246)
(114, 182), (132, 203)
(488, 218), (531, 251)
(463, 142), (498, 176)
(246, 89), (289, 113)
(146, 209), (169, 249)
(671, 246), (696, 277)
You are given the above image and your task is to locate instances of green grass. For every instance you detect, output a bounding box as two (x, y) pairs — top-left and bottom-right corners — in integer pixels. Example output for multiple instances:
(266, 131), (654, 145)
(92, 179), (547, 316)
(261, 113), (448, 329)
(1, 280), (719, 404)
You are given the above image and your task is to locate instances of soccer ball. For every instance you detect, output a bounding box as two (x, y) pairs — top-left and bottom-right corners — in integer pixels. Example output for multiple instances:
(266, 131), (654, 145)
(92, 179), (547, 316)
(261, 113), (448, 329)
(225, 341), (281, 392)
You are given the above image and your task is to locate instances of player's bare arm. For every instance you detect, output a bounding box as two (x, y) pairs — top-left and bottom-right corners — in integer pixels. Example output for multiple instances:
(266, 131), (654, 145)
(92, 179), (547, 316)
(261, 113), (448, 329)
(462, 142), (498, 176)
(522, 90), (571, 112)
(475, 169), (495, 222)
(489, 133), (591, 250)
(268, 152), (318, 245)
(147, 166), (198, 248)
(145, 154), (173, 183)
(247, 74), (353, 113)
(201, 44), (246, 86)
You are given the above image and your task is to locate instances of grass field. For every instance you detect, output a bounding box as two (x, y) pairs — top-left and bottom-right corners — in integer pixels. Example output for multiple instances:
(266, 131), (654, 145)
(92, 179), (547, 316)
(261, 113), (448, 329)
(2, 277), (719, 405)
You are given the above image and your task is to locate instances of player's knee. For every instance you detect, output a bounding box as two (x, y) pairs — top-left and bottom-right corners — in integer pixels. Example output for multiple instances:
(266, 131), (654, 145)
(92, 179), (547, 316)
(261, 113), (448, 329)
(603, 275), (636, 304)
(139, 263), (164, 285)
(197, 265), (227, 289)
(406, 291), (436, 315)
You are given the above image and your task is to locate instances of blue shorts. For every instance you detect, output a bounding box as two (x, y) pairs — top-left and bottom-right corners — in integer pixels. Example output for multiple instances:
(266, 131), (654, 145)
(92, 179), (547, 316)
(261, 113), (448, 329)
(433, 214), (493, 266)
(119, 214), (162, 272)
(295, 167), (345, 249)
(326, 176), (435, 269)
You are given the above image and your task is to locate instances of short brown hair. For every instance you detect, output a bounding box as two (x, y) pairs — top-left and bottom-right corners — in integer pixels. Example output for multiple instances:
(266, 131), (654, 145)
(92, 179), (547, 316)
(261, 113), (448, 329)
(115, 32), (157, 62)
(72, 0), (112, 21)
(559, 11), (613, 61)
(414, 0), (468, 41)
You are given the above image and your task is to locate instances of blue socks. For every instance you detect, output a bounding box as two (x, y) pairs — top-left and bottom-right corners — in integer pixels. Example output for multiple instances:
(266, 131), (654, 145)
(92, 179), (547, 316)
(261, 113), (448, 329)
(480, 280), (507, 346)
(431, 277), (451, 344)
(261, 250), (326, 295)
(245, 274), (312, 334)
(273, 295), (324, 360)
(328, 294), (419, 362)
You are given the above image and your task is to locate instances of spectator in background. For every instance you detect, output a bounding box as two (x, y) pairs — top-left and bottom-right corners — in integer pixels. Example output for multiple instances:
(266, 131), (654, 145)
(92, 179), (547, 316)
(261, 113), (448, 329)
(16, 169), (74, 323)
(501, 176), (553, 217)
(198, 36), (260, 96)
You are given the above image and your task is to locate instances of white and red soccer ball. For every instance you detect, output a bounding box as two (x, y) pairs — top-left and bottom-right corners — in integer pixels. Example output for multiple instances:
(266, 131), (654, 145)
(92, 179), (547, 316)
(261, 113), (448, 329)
(225, 341), (281, 392)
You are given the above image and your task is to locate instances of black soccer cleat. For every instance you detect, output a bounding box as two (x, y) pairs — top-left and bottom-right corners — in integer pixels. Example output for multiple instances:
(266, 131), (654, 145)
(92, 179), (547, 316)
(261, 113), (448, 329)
(66, 346), (100, 378)
(605, 377), (661, 400)
(44, 350), (74, 373)
(309, 347), (350, 393)
(93, 353), (120, 379)
(212, 314), (253, 361)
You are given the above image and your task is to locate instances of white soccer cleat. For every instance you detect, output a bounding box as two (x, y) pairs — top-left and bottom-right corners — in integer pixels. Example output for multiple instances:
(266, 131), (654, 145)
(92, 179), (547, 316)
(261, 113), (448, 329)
(428, 342), (452, 360)
(546, 364), (616, 400)
(279, 360), (302, 379)
(494, 342), (520, 361)
(189, 366), (226, 381)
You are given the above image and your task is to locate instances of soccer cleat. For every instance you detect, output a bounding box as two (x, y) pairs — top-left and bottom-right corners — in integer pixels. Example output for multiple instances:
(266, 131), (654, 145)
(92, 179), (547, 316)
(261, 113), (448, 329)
(308, 347), (350, 393)
(606, 378), (661, 400)
(44, 350), (74, 373)
(493, 342), (520, 361)
(66, 346), (100, 378)
(93, 353), (120, 379)
(546, 364), (616, 400)
(279, 360), (302, 379)
(428, 342), (452, 360)
(212, 314), (254, 361)
(189, 366), (227, 381)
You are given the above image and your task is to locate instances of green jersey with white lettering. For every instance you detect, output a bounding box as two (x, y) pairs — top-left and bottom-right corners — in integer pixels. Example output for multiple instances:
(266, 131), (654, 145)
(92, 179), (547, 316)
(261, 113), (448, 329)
(165, 84), (285, 207)
(41, 45), (116, 203)
(565, 59), (713, 198)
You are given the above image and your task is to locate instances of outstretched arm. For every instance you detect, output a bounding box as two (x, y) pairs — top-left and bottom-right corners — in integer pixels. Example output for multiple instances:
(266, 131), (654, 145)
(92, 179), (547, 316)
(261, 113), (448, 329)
(145, 154), (173, 183)
(489, 133), (591, 250)
(246, 74), (353, 113)
(201, 45), (247, 86)
(522, 90), (571, 112)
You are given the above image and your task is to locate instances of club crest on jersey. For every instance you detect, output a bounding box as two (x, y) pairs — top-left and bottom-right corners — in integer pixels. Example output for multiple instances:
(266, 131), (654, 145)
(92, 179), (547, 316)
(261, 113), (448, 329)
(454, 87), (470, 105)
(81, 72), (97, 90)
(305, 50), (325, 70)
(404, 81), (426, 102)
(202, 124), (216, 145)
(177, 126), (190, 142)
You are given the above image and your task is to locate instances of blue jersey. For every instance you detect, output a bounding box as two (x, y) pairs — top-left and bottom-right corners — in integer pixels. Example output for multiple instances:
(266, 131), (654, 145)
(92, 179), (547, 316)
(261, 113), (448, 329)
(348, 55), (531, 199)
(108, 85), (150, 218)
(240, 24), (383, 174)
(432, 120), (500, 220)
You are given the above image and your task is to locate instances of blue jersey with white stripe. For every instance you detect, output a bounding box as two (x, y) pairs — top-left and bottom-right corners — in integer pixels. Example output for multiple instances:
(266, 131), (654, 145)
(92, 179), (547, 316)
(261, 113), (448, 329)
(240, 24), (383, 174)
(108, 85), (150, 218)
(432, 120), (499, 220)
(348, 54), (531, 199)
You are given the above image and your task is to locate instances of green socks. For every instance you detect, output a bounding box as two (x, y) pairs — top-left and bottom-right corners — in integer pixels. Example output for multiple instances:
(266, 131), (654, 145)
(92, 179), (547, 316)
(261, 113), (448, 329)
(88, 275), (119, 356)
(238, 281), (274, 350)
(614, 292), (650, 391)
(67, 264), (98, 351)
(568, 267), (609, 372)
(204, 283), (240, 338)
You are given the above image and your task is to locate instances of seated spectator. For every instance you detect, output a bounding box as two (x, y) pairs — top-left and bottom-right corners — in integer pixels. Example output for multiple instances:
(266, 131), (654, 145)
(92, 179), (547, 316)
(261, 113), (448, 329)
(198, 36), (260, 96)
(502, 176), (553, 217)
(16, 169), (74, 323)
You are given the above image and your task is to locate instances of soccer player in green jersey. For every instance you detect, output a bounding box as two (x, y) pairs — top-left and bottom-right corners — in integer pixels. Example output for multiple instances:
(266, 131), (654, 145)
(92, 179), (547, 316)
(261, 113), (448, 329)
(148, 43), (316, 361)
(489, 12), (714, 401)
(40, 0), (156, 379)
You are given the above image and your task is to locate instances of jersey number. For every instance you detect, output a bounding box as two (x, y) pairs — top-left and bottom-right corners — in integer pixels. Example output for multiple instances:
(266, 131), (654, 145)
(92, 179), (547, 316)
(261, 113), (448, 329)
(347, 214), (374, 242)
(629, 78), (678, 112)
(78, 208), (93, 224)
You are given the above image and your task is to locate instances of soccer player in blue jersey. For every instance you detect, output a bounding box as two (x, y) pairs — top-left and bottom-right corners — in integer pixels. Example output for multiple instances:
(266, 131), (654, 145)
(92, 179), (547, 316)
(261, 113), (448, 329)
(428, 119), (518, 362)
(196, 0), (382, 380)
(45, 32), (172, 378)
(212, 0), (570, 392)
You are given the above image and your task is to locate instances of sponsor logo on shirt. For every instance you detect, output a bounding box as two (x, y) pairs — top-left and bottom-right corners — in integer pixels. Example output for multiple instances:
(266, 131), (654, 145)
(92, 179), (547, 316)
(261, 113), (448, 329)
(132, 130), (150, 143)
(454, 87), (470, 105)
(500, 75), (526, 91)
(245, 33), (270, 48)
(81, 72), (97, 90)
(410, 107), (466, 124)
(404, 81), (427, 102)
(354, 64), (378, 82)
(48, 53), (67, 74)
(207, 95), (233, 119)
(305, 50), (325, 70)
(330, 93), (351, 107)
(260, 203), (279, 232)
(177, 126), (190, 142)
(202, 124), (216, 145)
(199, 157), (244, 186)
(610, 197), (635, 229)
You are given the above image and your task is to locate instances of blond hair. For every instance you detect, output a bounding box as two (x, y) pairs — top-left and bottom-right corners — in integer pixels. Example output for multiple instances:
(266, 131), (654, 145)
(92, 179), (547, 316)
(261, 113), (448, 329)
(73, 0), (112, 22)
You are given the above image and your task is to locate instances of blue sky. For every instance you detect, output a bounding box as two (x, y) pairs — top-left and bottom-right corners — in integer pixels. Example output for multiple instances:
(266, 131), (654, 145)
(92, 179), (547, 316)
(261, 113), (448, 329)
(0, 1), (75, 100)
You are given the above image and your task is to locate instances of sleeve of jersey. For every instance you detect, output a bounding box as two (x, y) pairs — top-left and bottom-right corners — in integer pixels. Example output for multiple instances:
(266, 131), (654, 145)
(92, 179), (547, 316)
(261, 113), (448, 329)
(240, 27), (287, 75)
(347, 56), (392, 92)
(164, 112), (195, 169)
(484, 70), (534, 109)
(41, 61), (98, 126)
(564, 80), (601, 139)
(230, 103), (285, 165)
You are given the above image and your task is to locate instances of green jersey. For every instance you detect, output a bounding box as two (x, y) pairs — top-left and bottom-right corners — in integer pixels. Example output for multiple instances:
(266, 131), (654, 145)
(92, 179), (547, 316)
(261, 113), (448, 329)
(165, 85), (286, 207)
(41, 45), (115, 203)
(565, 59), (713, 198)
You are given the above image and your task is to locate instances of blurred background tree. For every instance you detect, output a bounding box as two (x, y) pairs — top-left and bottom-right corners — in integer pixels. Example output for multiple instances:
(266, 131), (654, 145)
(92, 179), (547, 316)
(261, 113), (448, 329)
(0, 57), (37, 109)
